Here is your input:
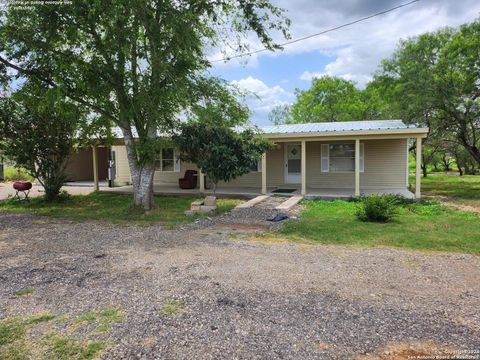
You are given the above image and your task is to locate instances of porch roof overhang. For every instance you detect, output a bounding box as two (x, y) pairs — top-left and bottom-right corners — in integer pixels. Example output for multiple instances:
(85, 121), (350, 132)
(262, 127), (429, 142)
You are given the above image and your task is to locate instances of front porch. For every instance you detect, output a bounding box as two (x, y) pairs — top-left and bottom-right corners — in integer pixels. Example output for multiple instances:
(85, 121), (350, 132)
(102, 184), (414, 199)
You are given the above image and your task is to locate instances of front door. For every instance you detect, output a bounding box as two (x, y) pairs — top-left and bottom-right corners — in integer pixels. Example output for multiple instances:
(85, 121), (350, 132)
(285, 143), (301, 184)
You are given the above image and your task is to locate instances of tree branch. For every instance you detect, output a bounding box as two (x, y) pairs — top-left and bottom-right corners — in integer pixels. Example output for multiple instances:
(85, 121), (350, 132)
(0, 55), (119, 123)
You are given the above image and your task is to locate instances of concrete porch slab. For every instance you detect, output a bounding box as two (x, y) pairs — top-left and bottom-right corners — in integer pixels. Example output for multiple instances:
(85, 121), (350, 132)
(101, 185), (415, 200)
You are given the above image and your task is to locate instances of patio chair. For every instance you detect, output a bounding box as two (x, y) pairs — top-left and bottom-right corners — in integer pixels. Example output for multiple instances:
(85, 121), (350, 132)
(178, 170), (198, 189)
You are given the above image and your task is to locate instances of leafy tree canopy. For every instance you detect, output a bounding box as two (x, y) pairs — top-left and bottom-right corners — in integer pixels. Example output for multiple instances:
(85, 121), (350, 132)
(173, 122), (273, 193)
(289, 76), (366, 123)
(374, 20), (480, 165)
(0, 0), (290, 209)
(271, 75), (399, 125)
(0, 82), (86, 200)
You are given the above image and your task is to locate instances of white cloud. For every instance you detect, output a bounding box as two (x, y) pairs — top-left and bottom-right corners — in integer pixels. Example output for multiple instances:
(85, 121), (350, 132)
(299, 71), (326, 81)
(284, 1), (480, 87)
(215, 0), (480, 87)
(231, 76), (294, 123)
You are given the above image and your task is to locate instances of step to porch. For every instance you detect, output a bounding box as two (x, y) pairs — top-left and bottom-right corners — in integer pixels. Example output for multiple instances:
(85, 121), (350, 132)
(234, 194), (303, 212)
(275, 195), (303, 211)
(234, 195), (270, 209)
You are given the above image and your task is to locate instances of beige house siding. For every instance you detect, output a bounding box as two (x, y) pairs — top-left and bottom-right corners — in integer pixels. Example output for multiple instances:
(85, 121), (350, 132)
(112, 138), (408, 190)
(361, 138), (408, 189)
(112, 145), (131, 185)
(112, 145), (200, 187)
(306, 139), (407, 189)
(153, 161), (199, 186)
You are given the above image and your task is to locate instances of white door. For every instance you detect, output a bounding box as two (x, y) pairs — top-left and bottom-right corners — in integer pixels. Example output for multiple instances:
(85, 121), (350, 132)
(285, 143), (301, 184)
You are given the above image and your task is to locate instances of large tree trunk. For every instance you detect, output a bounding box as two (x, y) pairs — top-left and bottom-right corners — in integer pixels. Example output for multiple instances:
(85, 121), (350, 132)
(121, 126), (156, 210)
(463, 144), (480, 166)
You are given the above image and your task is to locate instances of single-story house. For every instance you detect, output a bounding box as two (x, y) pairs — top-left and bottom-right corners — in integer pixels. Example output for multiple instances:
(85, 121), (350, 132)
(66, 120), (428, 199)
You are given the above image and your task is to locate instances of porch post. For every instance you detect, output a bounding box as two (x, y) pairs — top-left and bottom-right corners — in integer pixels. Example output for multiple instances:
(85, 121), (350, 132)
(92, 145), (99, 191)
(416, 137), (422, 199)
(301, 140), (306, 195)
(261, 152), (267, 195)
(199, 168), (205, 193)
(355, 139), (360, 197)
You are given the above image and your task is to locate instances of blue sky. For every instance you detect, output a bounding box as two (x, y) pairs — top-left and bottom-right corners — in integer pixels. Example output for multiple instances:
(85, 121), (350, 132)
(209, 0), (480, 126)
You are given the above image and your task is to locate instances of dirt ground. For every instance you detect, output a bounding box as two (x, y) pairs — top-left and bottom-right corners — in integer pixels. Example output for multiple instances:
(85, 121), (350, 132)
(0, 212), (479, 359)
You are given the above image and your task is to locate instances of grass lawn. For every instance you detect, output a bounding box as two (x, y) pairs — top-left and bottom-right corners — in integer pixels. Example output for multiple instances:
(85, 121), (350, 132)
(411, 173), (480, 208)
(276, 199), (480, 255)
(0, 309), (119, 360)
(0, 192), (240, 228)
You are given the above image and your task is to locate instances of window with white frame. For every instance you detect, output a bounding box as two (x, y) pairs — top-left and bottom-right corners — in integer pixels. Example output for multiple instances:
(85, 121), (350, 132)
(321, 143), (364, 173)
(155, 147), (180, 172)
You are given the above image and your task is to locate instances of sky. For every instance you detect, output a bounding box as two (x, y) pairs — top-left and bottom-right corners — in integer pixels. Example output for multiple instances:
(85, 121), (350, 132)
(209, 0), (480, 126)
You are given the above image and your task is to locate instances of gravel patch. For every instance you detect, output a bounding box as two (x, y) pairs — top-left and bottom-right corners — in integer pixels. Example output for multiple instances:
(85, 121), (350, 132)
(0, 212), (479, 359)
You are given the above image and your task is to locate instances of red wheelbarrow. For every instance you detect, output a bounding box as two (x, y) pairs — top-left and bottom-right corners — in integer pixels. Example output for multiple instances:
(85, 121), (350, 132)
(13, 181), (32, 201)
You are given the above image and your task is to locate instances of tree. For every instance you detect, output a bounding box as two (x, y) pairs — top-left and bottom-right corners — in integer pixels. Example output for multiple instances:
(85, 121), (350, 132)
(173, 123), (273, 194)
(361, 81), (400, 120)
(435, 20), (480, 165)
(268, 104), (291, 125)
(0, 82), (85, 201)
(374, 20), (480, 171)
(0, 0), (290, 209)
(289, 76), (365, 123)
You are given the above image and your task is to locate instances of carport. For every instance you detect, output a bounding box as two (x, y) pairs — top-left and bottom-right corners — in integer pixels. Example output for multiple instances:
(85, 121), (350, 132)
(64, 146), (110, 190)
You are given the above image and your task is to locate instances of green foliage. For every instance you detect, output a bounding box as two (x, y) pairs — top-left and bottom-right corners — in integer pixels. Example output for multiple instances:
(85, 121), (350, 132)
(290, 76), (366, 123)
(0, 82), (84, 201)
(375, 20), (480, 166)
(3, 167), (34, 182)
(173, 123), (274, 192)
(355, 195), (399, 223)
(188, 77), (251, 128)
(0, 0), (290, 209)
(274, 75), (399, 124)
(268, 104), (292, 125)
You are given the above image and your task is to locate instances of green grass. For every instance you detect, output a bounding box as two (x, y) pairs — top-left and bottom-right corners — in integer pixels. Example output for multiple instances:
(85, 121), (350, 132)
(278, 199), (480, 255)
(43, 335), (105, 360)
(0, 313), (55, 360)
(75, 308), (123, 334)
(0, 309), (116, 360)
(0, 192), (241, 228)
(161, 300), (184, 316)
(411, 173), (480, 208)
(2, 166), (34, 182)
(15, 288), (35, 297)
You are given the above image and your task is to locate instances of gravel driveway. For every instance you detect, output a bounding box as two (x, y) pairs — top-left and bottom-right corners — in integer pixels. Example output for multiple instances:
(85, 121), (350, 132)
(0, 212), (479, 359)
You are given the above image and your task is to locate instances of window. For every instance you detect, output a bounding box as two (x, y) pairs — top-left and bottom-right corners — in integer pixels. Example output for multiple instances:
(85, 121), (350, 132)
(249, 161), (261, 172)
(155, 147), (180, 172)
(321, 143), (364, 173)
(330, 144), (355, 172)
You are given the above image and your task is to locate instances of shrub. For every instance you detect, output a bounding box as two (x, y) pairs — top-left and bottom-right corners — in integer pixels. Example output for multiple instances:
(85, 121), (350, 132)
(355, 194), (399, 222)
(4, 166), (34, 182)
